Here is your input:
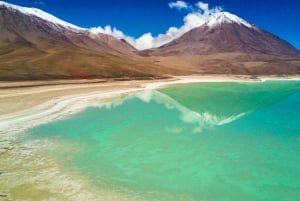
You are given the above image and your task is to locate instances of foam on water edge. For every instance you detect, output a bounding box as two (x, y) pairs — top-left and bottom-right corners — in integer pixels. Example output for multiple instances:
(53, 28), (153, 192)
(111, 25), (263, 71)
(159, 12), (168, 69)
(0, 89), (149, 201)
(1, 80), (300, 201)
(1, 88), (214, 200)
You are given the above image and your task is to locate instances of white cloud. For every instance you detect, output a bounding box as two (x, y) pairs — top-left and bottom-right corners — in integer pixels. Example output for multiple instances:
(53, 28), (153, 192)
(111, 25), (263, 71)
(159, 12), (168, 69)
(89, 1), (223, 50)
(89, 25), (126, 40)
(196, 2), (209, 13)
(168, 1), (188, 10)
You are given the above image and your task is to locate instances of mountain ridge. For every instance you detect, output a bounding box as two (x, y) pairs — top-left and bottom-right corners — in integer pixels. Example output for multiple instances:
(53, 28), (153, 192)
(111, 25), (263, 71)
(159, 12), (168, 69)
(0, 1), (82, 30)
(0, 1), (185, 80)
(0, 1), (299, 80)
(139, 10), (300, 75)
(1, 1), (299, 52)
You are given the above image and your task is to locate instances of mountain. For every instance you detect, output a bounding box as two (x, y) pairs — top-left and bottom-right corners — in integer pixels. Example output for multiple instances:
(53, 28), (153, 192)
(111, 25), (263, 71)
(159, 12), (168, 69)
(141, 12), (300, 75)
(0, 2), (299, 80)
(0, 1), (179, 80)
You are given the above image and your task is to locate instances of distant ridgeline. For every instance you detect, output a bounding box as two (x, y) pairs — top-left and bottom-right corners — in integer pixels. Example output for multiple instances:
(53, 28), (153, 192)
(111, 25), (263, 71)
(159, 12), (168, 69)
(0, 1), (300, 80)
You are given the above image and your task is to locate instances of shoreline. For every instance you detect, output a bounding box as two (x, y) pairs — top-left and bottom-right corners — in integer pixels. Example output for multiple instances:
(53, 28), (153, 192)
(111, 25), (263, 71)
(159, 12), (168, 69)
(1, 75), (300, 200)
(1, 75), (300, 131)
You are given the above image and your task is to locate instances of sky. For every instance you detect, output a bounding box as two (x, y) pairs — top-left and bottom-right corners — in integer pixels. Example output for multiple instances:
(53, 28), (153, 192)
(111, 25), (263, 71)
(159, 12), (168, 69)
(3, 0), (300, 50)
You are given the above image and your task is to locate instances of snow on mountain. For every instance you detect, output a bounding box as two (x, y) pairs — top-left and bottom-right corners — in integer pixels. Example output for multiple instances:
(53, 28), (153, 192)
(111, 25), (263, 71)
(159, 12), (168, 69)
(87, 11), (255, 50)
(0, 1), (254, 50)
(205, 12), (253, 28)
(0, 1), (82, 30)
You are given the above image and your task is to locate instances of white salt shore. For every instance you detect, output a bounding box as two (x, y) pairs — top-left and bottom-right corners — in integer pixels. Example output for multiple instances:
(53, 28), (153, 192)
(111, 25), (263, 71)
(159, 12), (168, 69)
(1, 75), (300, 201)
(1, 75), (300, 134)
(0, 76), (242, 132)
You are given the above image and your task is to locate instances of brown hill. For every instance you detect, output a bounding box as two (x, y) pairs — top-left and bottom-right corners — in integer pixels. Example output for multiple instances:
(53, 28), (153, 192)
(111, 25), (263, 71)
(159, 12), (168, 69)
(0, 3), (299, 80)
(141, 13), (300, 75)
(0, 3), (183, 80)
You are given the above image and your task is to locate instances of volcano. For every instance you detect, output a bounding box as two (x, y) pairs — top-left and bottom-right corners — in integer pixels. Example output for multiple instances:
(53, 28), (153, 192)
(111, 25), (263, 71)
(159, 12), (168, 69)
(0, 1), (299, 80)
(141, 12), (300, 75)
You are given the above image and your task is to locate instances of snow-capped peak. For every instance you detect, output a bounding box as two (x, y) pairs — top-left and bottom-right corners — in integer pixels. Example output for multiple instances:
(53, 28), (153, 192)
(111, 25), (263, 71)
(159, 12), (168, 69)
(0, 1), (83, 30)
(206, 12), (253, 28)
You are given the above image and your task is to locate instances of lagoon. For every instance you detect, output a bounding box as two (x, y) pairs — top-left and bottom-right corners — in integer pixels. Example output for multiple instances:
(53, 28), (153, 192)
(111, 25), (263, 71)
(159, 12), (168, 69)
(23, 81), (300, 201)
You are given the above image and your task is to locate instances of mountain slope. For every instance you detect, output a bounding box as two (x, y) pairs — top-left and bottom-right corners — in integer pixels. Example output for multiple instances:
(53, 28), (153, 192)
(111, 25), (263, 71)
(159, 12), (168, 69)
(0, 1), (138, 54)
(141, 12), (300, 75)
(0, 1), (182, 80)
(0, 2), (299, 80)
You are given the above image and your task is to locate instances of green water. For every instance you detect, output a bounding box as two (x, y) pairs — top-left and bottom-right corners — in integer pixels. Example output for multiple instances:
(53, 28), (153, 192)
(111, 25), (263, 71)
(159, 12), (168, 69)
(24, 81), (300, 201)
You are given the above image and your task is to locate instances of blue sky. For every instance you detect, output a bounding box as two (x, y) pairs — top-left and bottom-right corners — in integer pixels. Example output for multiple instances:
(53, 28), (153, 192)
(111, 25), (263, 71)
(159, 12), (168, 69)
(3, 0), (300, 49)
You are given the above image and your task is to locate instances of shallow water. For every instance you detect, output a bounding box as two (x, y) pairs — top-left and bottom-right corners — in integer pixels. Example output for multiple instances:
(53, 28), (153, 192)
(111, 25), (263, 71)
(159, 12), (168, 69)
(23, 81), (300, 201)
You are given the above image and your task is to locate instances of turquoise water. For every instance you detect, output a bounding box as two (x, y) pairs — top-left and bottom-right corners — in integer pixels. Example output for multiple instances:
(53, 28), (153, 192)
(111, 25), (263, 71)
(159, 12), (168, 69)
(24, 81), (300, 201)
